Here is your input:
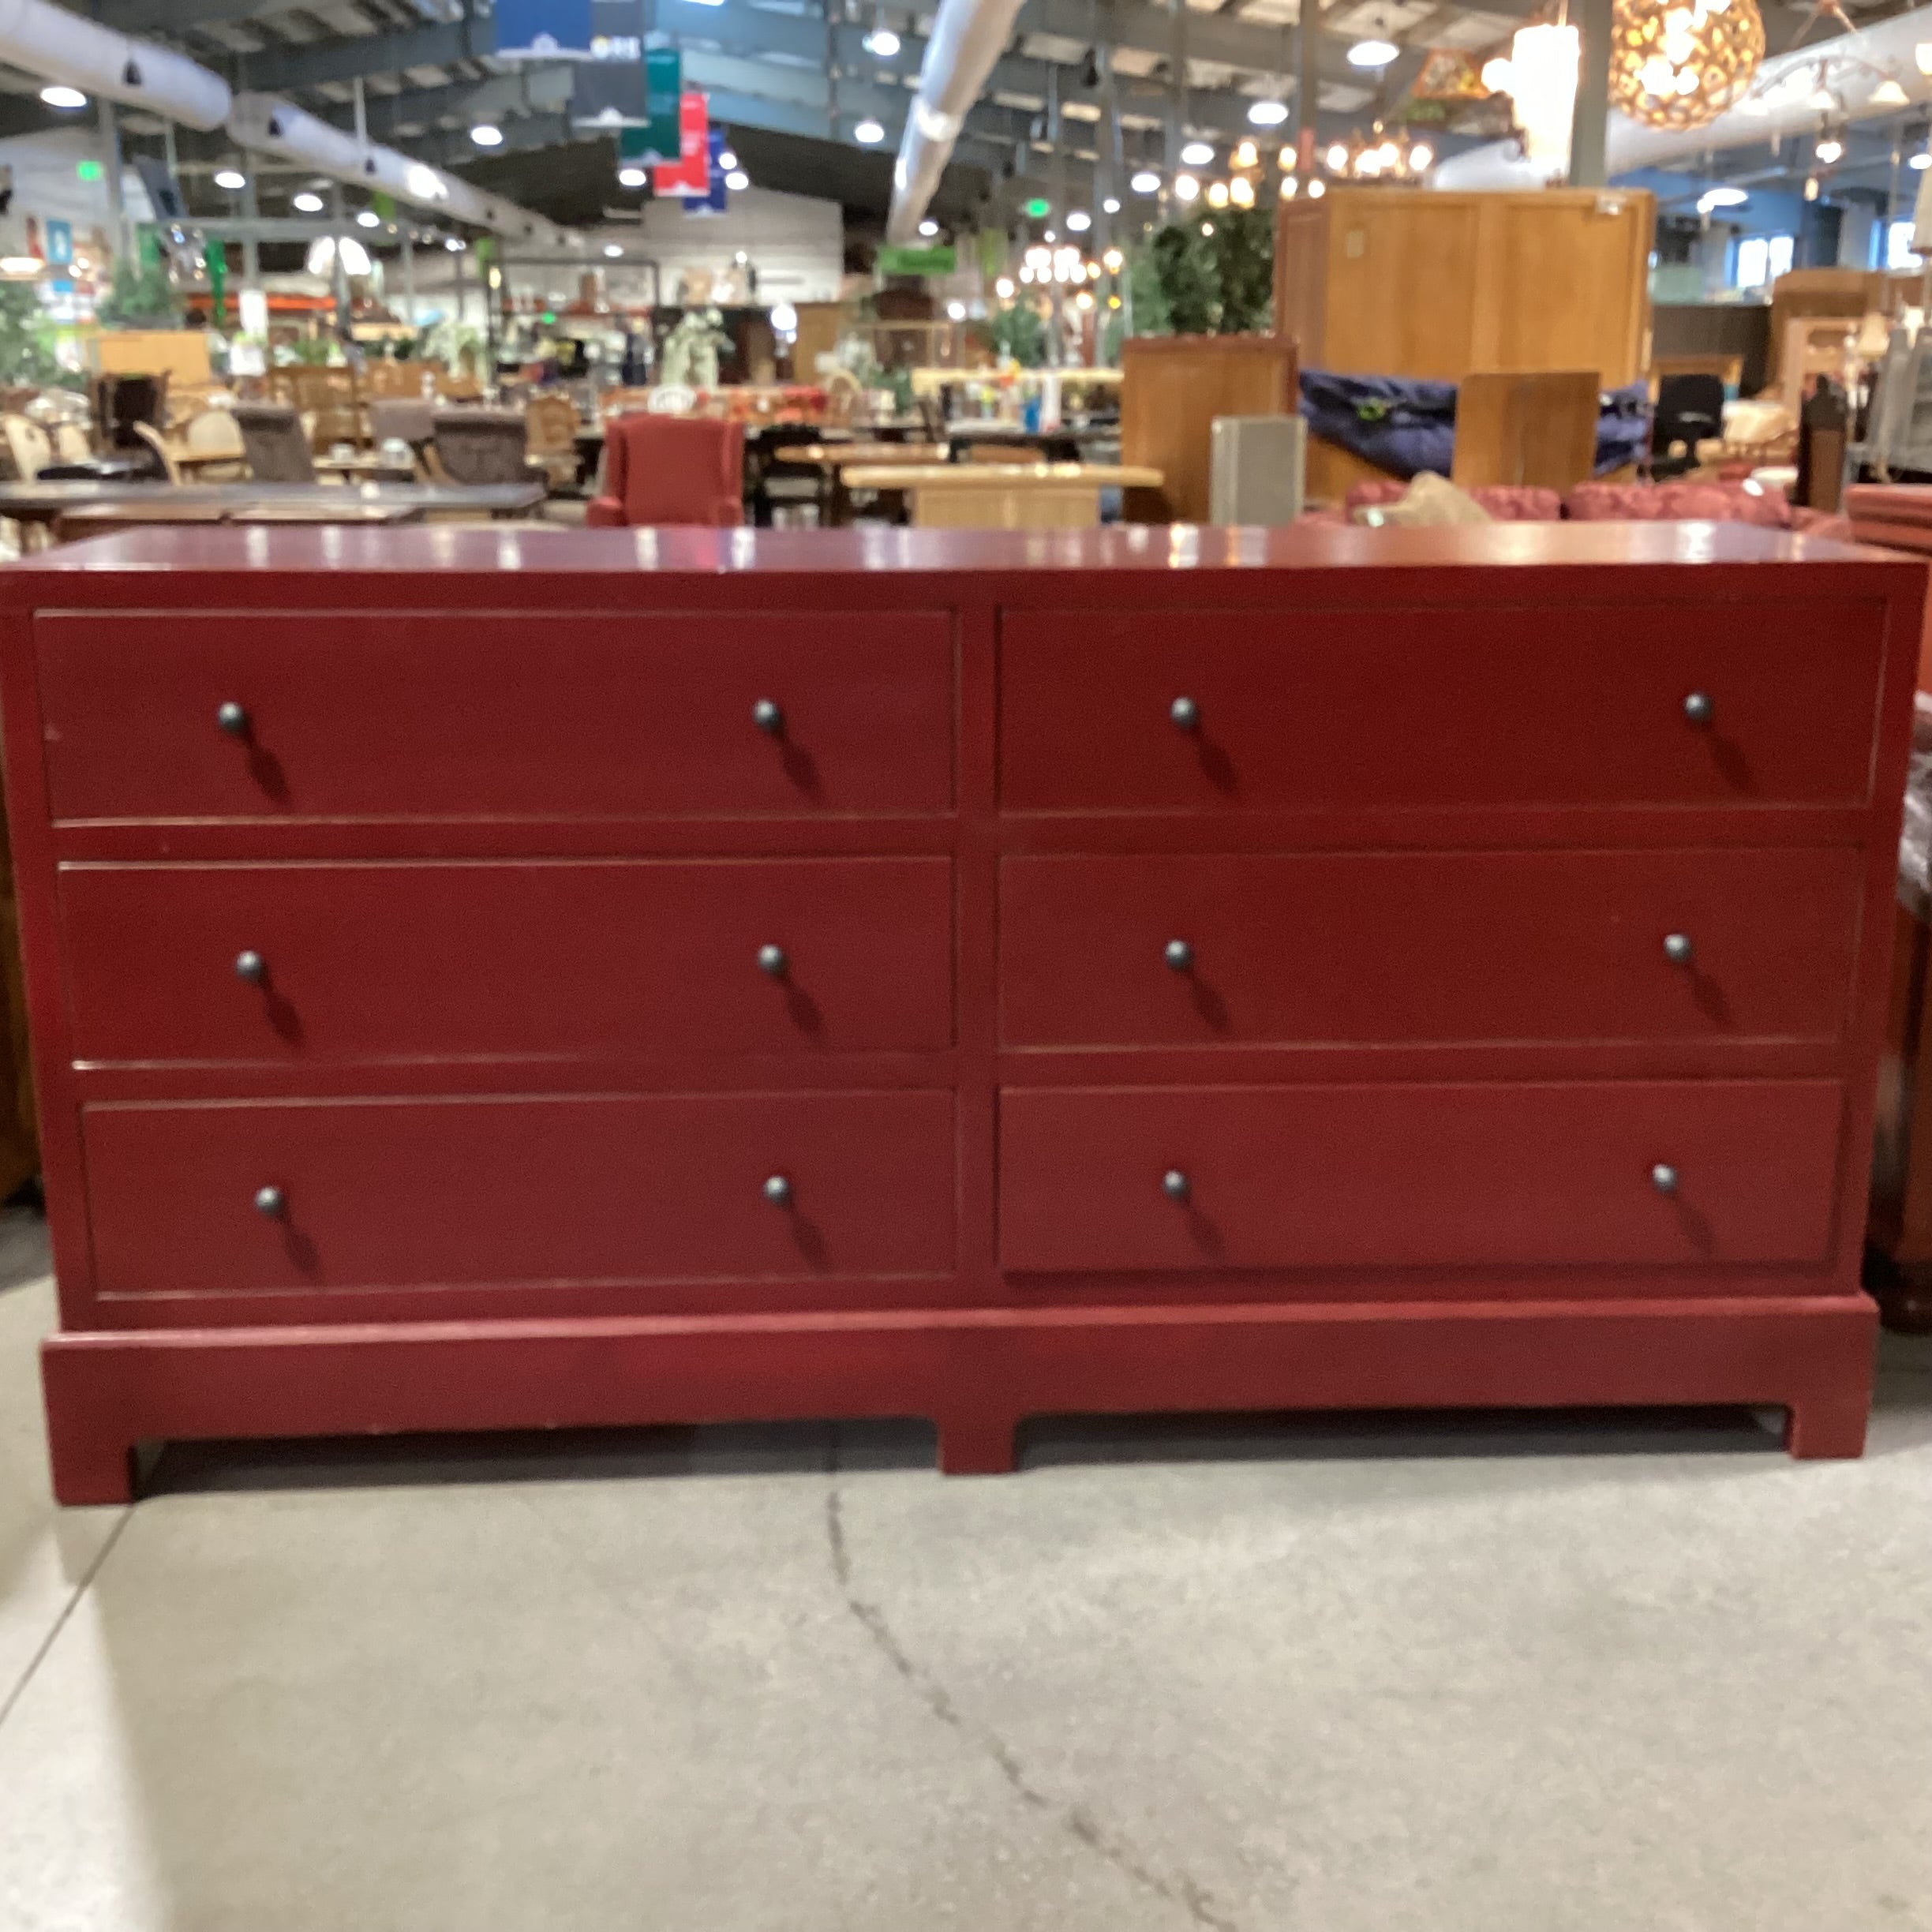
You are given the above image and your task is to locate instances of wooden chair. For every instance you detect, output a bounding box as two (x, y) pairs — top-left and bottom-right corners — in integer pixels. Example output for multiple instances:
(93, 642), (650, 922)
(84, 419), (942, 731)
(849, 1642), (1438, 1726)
(525, 393), (581, 492)
(1, 414), (52, 481)
(364, 361), (433, 401)
(427, 410), (545, 489)
(130, 421), (182, 485)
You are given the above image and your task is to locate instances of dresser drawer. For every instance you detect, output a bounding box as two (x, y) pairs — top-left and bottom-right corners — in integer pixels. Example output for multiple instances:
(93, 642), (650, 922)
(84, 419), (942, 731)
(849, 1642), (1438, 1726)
(84, 1091), (957, 1296)
(36, 612), (953, 821)
(62, 858), (954, 1065)
(1000, 604), (1883, 811)
(998, 1081), (1844, 1272)
(1001, 848), (1862, 1048)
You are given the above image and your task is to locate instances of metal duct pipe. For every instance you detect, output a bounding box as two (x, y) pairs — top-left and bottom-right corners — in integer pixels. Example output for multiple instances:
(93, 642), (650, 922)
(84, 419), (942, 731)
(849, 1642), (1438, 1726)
(0, 0), (230, 130)
(886, 0), (1030, 242)
(1437, 2), (1932, 187)
(228, 93), (575, 250)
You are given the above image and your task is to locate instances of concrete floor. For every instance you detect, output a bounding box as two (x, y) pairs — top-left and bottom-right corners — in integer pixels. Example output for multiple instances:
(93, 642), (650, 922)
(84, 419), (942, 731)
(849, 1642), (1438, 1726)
(2, 1211), (1930, 1932)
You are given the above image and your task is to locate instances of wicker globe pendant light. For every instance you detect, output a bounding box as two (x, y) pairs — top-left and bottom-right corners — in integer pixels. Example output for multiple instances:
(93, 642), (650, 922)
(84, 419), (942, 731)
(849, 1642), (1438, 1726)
(1608, 0), (1765, 130)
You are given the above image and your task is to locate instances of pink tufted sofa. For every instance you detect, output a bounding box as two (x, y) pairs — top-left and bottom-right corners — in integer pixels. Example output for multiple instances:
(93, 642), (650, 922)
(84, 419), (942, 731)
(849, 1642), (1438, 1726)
(1307, 477), (1852, 541)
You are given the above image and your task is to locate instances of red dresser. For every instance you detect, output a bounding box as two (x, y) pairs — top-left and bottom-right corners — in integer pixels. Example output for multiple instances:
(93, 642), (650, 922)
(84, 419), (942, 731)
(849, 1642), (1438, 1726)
(2, 522), (1920, 1503)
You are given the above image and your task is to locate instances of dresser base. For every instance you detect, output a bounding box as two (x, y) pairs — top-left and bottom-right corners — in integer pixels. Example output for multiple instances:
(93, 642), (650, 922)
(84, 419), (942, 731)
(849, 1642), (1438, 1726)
(40, 1294), (1878, 1504)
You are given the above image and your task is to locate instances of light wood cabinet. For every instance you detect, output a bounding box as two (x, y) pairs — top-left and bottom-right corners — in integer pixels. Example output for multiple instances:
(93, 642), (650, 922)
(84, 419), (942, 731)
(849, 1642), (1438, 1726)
(1275, 187), (1654, 501)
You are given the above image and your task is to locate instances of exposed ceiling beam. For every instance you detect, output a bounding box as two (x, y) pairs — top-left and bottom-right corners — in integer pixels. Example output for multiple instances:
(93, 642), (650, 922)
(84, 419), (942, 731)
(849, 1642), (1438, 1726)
(358, 66), (576, 142)
(77, 0), (286, 28)
(229, 16), (498, 96)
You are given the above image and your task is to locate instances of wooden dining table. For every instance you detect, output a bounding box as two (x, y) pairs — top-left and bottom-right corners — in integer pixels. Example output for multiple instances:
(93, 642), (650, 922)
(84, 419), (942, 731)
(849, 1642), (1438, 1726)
(0, 478), (548, 536)
(769, 444), (951, 524)
(837, 461), (1163, 530)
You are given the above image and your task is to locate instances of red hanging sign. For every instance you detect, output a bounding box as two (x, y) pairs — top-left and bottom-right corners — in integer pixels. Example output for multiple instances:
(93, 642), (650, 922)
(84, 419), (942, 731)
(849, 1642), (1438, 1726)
(652, 92), (711, 197)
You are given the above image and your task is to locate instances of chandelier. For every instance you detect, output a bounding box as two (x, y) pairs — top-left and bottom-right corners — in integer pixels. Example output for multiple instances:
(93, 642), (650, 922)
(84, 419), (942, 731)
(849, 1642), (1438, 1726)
(1320, 122), (1437, 182)
(1608, 0), (1765, 130)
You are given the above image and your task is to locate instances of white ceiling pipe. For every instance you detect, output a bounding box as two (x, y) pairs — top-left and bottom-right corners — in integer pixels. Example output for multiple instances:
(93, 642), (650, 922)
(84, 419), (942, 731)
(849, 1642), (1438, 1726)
(1438, 1), (1932, 188)
(230, 93), (573, 248)
(0, 0), (230, 129)
(886, 0), (1030, 242)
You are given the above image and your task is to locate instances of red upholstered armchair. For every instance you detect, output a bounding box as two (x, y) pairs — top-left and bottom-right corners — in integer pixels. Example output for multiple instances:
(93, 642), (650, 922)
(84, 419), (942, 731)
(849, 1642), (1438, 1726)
(587, 414), (746, 528)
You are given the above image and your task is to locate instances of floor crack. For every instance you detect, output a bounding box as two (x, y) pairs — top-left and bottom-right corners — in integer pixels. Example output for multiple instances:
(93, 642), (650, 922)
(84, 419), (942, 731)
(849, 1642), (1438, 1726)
(0, 1503), (133, 1735)
(824, 1460), (1242, 1932)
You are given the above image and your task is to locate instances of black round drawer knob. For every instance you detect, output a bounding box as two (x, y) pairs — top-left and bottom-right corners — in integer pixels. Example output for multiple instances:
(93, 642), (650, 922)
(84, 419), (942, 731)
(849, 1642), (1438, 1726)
(752, 698), (784, 736)
(217, 701), (250, 737)
(1170, 696), (1200, 731)
(1164, 939), (1194, 972)
(1650, 1163), (1679, 1196)
(1683, 691), (1713, 725)
(234, 949), (267, 984)
(758, 944), (788, 977)
(763, 1174), (793, 1206)
(253, 1185), (286, 1218)
(1663, 933), (1694, 965)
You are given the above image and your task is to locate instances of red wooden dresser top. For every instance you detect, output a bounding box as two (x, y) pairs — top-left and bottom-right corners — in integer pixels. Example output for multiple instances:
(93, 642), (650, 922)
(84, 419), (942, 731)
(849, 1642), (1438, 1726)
(0, 519), (1915, 602)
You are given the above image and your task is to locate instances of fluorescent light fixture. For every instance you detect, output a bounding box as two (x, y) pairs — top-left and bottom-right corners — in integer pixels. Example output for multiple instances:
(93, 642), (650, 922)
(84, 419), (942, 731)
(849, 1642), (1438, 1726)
(725, 169), (750, 191)
(1248, 99), (1289, 126)
(618, 166), (648, 188)
(214, 168), (247, 191)
(0, 256), (44, 278)
(1130, 169), (1160, 193)
(1173, 172), (1200, 200)
(605, 243), (624, 257)
(854, 117), (886, 144)
(919, 218), (938, 235)
(470, 123), (504, 148)
(292, 191), (325, 213)
(1348, 38), (1399, 66)
(306, 236), (372, 279)
(1066, 208), (1091, 231)
(1180, 140), (1214, 167)
(40, 85), (87, 110)
(406, 163), (447, 202)
(1697, 185), (1748, 209)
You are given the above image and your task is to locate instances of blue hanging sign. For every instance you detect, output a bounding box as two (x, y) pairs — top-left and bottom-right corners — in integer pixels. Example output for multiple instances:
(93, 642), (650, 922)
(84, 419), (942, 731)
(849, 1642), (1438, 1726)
(683, 126), (729, 215)
(494, 0), (596, 58)
(46, 219), (73, 267)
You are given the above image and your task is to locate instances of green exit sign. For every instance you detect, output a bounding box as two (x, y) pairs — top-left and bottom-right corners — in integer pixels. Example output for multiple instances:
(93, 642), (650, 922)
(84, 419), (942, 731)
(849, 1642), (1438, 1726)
(77, 159), (103, 182)
(1023, 197), (1050, 219)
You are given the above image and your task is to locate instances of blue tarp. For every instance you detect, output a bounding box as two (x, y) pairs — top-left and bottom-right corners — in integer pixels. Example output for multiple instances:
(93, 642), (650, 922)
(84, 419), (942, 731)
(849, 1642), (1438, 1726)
(1301, 369), (1651, 479)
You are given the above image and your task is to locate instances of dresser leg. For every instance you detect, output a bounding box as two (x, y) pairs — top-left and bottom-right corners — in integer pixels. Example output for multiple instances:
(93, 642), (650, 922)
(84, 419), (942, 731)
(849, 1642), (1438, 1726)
(938, 1411), (1018, 1476)
(45, 1421), (137, 1507)
(1782, 1394), (1870, 1460)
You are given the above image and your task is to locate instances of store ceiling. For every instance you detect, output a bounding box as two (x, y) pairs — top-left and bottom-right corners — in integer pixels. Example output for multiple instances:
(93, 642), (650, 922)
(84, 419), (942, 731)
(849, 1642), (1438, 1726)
(0, 0), (1914, 230)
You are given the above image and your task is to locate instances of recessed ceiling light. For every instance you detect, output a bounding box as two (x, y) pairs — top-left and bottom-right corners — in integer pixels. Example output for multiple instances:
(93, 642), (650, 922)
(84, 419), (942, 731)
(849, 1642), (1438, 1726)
(1066, 209), (1091, 231)
(1697, 185), (1747, 208)
(214, 168), (247, 191)
(445, 236), (466, 250)
(40, 85), (87, 110)
(1103, 196), (1121, 213)
(1173, 173), (1200, 201)
(292, 191), (325, 214)
(470, 123), (504, 148)
(725, 169), (750, 191)
(1248, 99), (1289, 126)
(865, 25), (900, 55)
(1130, 169), (1160, 194)
(355, 209), (381, 228)
(854, 117), (886, 144)
(1913, 150), (1932, 170)
(1180, 140), (1214, 167)
(618, 166), (648, 189)
(1348, 37), (1399, 66)
(919, 217), (938, 235)
(717, 148), (738, 170)
(605, 243), (624, 257)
